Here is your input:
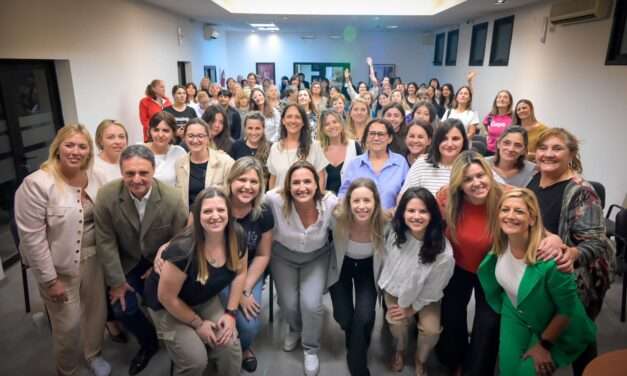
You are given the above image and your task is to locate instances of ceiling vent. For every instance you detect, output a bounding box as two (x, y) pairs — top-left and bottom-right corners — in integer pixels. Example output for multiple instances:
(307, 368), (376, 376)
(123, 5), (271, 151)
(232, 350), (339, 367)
(549, 0), (612, 25)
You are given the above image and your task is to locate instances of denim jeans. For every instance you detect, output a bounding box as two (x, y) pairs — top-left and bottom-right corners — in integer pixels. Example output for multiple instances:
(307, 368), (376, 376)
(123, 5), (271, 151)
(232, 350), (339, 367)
(219, 277), (264, 351)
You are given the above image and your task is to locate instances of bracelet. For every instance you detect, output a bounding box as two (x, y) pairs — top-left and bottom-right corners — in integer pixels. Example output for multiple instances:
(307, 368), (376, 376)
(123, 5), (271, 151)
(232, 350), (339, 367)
(189, 316), (203, 329)
(45, 278), (58, 288)
(540, 339), (554, 351)
(243, 289), (252, 297)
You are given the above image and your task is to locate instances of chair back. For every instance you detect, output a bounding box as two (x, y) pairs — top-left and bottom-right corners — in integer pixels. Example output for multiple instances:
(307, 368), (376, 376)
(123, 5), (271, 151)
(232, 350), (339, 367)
(589, 181), (606, 209)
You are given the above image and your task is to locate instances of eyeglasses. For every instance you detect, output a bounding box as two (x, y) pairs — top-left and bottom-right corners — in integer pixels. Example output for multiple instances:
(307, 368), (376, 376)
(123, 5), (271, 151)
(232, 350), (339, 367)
(367, 131), (388, 139)
(186, 134), (208, 140)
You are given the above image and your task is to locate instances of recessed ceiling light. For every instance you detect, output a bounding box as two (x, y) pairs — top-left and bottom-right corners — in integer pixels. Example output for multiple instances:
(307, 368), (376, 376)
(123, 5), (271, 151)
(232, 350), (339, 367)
(386, 25), (399, 29)
(282, 16), (289, 20)
(329, 34), (342, 39)
(495, 0), (506, 4)
(250, 23), (276, 27)
(258, 27), (280, 31)
(373, 16), (380, 21)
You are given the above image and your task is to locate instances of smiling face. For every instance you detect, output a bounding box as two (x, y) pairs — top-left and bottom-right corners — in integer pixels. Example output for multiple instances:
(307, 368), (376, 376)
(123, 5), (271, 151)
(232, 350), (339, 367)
(535, 135), (571, 176)
(495, 91), (511, 110)
(200, 196), (229, 235)
(311, 83), (321, 95)
(439, 127), (464, 163)
(413, 105), (431, 123)
(185, 123), (209, 154)
(244, 118), (264, 144)
(366, 122), (391, 154)
(383, 108), (403, 133)
(247, 74), (257, 88)
(289, 167), (318, 204)
(100, 124), (127, 160)
(404, 198), (431, 239)
(333, 98), (345, 113)
(252, 90), (265, 106)
(358, 83), (368, 95)
(58, 133), (90, 172)
(283, 106), (304, 136)
(407, 84), (417, 95)
(391, 91), (403, 104)
(230, 169), (261, 206)
(174, 88), (187, 105)
(515, 102), (532, 121)
(461, 163), (491, 204)
(456, 87), (471, 106)
(185, 85), (196, 100)
(350, 102), (369, 124)
(499, 197), (534, 237)
(297, 90), (311, 106)
(323, 114), (343, 140)
(405, 125), (430, 157)
(150, 121), (174, 147)
(441, 85), (451, 98)
(378, 94), (390, 107)
(498, 132), (525, 164)
(121, 156), (154, 199)
(350, 186), (376, 224)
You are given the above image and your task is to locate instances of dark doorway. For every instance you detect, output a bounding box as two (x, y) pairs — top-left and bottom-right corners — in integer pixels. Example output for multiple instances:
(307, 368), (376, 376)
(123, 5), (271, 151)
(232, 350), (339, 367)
(0, 60), (64, 268)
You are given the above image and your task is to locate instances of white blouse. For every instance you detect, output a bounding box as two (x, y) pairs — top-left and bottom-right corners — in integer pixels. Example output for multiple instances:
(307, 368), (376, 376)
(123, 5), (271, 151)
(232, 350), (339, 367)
(149, 144), (187, 187)
(265, 190), (338, 253)
(93, 154), (121, 183)
(378, 230), (455, 312)
(346, 240), (374, 260)
(267, 141), (329, 189)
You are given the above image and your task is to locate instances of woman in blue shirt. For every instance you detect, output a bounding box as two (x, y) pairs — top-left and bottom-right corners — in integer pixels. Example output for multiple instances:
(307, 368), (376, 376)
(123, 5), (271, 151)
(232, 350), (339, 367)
(339, 119), (409, 211)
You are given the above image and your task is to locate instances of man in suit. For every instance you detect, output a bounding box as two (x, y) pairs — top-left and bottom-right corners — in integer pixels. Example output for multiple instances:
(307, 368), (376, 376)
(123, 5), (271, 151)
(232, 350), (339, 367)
(95, 144), (187, 375)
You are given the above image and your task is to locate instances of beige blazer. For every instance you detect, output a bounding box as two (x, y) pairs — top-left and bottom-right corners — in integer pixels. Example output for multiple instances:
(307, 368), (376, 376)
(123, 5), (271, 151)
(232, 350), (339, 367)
(94, 179), (188, 287)
(14, 168), (106, 284)
(174, 149), (235, 207)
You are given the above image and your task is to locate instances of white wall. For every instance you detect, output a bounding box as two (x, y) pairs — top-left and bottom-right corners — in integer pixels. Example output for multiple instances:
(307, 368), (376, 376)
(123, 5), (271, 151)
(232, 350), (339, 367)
(222, 31), (431, 84)
(0, 0), (227, 144)
(422, 2), (627, 207)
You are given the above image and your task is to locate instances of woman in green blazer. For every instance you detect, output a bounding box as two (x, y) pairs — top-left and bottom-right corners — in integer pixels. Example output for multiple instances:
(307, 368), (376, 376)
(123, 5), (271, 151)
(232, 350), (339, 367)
(477, 188), (596, 376)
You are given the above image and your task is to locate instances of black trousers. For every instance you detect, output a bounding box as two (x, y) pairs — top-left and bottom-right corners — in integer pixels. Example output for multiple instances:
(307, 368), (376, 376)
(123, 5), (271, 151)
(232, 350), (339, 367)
(436, 266), (500, 376)
(329, 257), (377, 376)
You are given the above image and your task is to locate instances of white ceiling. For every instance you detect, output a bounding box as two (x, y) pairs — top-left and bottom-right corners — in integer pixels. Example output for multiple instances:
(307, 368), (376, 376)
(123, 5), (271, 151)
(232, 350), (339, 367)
(142, 0), (544, 33)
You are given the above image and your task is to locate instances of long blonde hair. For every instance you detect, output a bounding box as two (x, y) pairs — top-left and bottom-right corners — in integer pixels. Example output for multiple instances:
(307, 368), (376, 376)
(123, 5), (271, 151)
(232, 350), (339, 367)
(446, 151), (502, 243)
(317, 110), (347, 149)
(225, 157), (266, 220)
(333, 178), (385, 253)
(346, 98), (371, 140)
(95, 119), (128, 151)
(41, 124), (94, 183)
(492, 188), (544, 264)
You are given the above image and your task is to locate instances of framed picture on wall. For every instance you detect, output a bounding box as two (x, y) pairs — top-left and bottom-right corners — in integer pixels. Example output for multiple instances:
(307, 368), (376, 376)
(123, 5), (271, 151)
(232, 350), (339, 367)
(606, 0), (627, 65)
(256, 62), (276, 84)
(203, 65), (217, 82)
(373, 64), (396, 80)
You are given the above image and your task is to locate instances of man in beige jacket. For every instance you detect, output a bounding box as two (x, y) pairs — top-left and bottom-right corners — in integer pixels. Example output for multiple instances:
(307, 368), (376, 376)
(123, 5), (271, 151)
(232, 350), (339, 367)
(95, 144), (187, 375)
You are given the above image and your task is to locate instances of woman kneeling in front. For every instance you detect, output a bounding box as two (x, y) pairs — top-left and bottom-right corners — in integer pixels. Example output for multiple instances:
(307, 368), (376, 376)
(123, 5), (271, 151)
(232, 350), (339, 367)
(379, 187), (455, 375)
(144, 187), (246, 376)
(478, 188), (596, 376)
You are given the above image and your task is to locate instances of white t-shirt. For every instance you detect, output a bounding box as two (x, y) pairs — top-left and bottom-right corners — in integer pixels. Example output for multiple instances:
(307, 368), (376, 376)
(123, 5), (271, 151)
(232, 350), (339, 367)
(495, 245), (527, 307)
(267, 141), (329, 188)
(93, 154), (121, 183)
(443, 108), (480, 130)
(148, 144), (187, 187)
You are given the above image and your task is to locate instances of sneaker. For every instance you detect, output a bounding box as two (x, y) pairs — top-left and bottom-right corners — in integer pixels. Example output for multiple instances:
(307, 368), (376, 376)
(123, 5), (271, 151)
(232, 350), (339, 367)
(283, 330), (301, 352)
(303, 352), (319, 376)
(88, 356), (111, 376)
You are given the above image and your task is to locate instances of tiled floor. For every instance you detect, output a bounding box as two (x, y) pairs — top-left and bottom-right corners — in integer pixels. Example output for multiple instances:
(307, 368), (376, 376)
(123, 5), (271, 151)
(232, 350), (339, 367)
(0, 263), (625, 375)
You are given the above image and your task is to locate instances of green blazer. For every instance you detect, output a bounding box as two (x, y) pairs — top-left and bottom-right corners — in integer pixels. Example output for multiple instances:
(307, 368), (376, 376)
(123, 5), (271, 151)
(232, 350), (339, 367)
(477, 253), (596, 368)
(95, 179), (188, 287)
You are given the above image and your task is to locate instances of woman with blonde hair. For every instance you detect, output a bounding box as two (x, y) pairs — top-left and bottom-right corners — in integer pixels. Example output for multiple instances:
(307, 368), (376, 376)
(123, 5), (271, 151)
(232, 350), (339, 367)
(220, 157), (274, 372)
(435, 151), (502, 376)
(143, 187), (246, 376)
(15, 124), (111, 376)
(94, 119), (128, 181)
(310, 81), (328, 112)
(317, 110), (362, 193)
(346, 98), (371, 144)
(327, 178), (386, 376)
(478, 188), (596, 376)
(513, 99), (548, 160)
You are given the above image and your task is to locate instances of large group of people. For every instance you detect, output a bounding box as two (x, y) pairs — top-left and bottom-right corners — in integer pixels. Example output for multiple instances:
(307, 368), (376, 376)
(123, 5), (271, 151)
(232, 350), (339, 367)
(13, 60), (616, 376)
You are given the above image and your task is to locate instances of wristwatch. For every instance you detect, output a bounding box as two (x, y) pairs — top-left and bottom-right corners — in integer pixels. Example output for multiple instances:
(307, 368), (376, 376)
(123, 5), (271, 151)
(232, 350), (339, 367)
(243, 288), (252, 297)
(540, 339), (554, 351)
(225, 308), (237, 318)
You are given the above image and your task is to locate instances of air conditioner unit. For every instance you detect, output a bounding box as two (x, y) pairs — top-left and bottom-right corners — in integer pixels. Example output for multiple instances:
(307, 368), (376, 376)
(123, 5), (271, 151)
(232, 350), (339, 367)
(549, 0), (612, 25)
(203, 24), (220, 40)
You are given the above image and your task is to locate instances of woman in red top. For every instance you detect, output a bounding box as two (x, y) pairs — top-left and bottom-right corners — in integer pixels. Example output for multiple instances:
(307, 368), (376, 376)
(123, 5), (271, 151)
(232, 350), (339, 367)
(434, 151), (503, 376)
(139, 79), (172, 141)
